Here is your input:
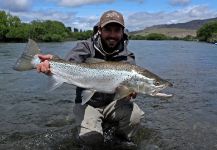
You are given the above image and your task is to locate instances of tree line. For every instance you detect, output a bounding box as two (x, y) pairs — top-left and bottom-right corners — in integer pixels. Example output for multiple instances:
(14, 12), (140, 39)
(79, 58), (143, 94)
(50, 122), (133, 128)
(0, 10), (217, 43)
(0, 11), (92, 42)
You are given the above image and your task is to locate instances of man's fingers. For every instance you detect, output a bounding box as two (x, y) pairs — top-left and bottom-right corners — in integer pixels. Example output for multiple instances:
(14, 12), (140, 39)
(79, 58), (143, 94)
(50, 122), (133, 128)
(36, 60), (51, 74)
(124, 92), (137, 101)
(36, 63), (43, 73)
(38, 54), (53, 61)
(131, 92), (137, 99)
(41, 66), (47, 72)
(128, 92), (137, 99)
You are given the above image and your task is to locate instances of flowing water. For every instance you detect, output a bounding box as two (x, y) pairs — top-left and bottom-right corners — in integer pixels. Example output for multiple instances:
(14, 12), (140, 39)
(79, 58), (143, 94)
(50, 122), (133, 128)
(0, 40), (217, 150)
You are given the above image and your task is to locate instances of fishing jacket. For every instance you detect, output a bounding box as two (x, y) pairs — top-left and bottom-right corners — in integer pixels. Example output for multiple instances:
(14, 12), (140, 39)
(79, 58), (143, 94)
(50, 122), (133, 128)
(65, 32), (136, 108)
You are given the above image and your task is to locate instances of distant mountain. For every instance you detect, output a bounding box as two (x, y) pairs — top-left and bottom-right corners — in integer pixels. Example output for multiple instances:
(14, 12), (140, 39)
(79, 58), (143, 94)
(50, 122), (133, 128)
(145, 17), (217, 30)
(130, 17), (217, 37)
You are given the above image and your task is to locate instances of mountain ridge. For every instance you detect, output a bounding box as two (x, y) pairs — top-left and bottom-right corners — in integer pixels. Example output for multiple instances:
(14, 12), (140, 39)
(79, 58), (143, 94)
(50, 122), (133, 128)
(130, 17), (217, 37)
(146, 17), (217, 30)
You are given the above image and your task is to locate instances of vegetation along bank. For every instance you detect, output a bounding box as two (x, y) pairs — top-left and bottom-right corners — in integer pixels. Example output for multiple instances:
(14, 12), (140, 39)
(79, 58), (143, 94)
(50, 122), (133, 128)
(0, 10), (217, 43)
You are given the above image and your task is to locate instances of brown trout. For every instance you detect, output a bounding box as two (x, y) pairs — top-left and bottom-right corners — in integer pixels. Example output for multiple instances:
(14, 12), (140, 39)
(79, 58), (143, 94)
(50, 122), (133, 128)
(14, 39), (173, 104)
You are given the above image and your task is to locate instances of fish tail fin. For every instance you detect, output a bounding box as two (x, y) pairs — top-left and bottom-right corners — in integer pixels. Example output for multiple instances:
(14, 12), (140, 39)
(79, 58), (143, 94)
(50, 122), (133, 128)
(13, 39), (41, 71)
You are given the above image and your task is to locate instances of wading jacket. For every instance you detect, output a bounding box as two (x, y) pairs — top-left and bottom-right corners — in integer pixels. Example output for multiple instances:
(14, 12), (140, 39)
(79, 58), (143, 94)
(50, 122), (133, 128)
(65, 33), (136, 108)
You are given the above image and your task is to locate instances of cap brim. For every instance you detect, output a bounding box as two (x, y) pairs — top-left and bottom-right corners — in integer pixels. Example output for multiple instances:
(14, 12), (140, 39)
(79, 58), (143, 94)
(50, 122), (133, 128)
(101, 20), (124, 28)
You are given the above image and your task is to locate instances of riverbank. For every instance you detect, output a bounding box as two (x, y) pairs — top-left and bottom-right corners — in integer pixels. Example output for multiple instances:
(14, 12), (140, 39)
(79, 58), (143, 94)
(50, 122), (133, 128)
(0, 37), (200, 43)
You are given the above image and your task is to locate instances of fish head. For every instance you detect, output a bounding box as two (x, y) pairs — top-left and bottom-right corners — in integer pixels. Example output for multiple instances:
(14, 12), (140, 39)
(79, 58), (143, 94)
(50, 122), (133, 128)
(131, 67), (173, 97)
(150, 79), (173, 96)
(136, 76), (173, 97)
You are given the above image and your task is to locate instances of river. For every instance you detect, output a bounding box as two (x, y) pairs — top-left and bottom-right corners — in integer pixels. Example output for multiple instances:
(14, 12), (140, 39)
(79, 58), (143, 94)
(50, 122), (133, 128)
(0, 40), (217, 150)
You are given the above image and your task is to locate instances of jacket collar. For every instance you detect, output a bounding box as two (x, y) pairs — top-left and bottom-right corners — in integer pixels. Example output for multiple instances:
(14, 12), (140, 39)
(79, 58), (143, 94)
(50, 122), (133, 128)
(92, 32), (128, 57)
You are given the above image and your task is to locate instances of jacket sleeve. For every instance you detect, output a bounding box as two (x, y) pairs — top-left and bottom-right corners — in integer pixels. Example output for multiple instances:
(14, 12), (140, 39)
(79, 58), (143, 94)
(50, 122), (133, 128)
(64, 41), (91, 63)
(126, 51), (136, 65)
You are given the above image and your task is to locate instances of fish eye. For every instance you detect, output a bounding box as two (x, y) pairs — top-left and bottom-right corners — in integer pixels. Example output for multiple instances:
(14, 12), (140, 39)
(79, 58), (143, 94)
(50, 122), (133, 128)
(155, 81), (160, 85)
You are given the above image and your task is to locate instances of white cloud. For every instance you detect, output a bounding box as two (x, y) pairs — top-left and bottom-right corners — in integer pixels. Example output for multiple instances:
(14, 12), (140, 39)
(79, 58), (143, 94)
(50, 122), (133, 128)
(169, 0), (191, 6)
(11, 9), (98, 30)
(52, 0), (143, 7)
(58, 0), (114, 7)
(126, 5), (217, 31)
(71, 16), (99, 30)
(125, 0), (144, 3)
(3, 1), (217, 32)
(0, 0), (32, 12)
(12, 10), (76, 25)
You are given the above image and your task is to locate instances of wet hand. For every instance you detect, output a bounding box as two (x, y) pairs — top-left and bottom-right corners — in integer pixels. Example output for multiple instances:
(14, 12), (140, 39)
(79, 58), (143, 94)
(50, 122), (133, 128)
(36, 54), (53, 75)
(126, 92), (137, 100)
(38, 54), (53, 61)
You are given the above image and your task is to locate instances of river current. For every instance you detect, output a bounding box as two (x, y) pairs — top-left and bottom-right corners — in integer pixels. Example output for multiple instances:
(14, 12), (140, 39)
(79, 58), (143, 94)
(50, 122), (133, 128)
(0, 40), (216, 150)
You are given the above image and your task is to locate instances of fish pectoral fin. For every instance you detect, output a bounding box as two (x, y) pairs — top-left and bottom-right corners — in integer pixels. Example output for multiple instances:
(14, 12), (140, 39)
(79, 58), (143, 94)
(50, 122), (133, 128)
(85, 58), (105, 63)
(48, 75), (64, 91)
(114, 85), (134, 101)
(81, 89), (96, 105)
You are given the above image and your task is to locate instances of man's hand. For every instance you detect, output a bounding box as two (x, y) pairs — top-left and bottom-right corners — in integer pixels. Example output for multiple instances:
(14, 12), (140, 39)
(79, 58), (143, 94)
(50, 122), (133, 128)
(126, 92), (137, 100)
(36, 54), (53, 75)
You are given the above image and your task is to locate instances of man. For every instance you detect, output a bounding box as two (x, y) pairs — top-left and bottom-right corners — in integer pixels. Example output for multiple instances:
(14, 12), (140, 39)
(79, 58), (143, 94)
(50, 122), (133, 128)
(37, 10), (144, 149)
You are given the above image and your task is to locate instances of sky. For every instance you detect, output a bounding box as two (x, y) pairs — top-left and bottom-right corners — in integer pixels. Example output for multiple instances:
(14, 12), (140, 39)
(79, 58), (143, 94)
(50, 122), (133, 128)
(1, 0), (217, 31)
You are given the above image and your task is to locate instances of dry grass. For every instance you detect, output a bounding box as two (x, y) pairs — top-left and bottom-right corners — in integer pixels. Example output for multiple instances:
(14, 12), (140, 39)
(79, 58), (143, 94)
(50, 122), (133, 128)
(134, 28), (197, 38)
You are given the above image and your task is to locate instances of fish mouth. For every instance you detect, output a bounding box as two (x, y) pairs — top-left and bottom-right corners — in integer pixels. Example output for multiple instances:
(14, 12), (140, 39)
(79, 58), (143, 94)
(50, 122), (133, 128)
(151, 91), (173, 97)
(150, 84), (173, 97)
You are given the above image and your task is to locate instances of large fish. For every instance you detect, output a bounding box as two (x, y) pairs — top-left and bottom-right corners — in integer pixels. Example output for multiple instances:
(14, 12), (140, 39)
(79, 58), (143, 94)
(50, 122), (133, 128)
(14, 39), (173, 104)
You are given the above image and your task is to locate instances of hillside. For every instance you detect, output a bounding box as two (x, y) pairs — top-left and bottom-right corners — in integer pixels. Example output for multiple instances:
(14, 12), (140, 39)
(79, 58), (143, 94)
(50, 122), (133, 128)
(130, 17), (217, 38)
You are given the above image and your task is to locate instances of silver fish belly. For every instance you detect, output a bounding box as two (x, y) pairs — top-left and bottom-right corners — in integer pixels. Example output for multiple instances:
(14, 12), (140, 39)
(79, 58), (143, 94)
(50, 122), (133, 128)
(13, 39), (173, 105)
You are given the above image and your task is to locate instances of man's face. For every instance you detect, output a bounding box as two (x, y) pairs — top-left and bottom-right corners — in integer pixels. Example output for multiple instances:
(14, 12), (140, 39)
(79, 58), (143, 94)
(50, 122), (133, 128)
(99, 23), (124, 49)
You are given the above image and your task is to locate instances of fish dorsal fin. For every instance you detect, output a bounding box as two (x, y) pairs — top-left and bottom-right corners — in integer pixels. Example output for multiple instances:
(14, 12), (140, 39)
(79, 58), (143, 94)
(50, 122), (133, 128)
(114, 85), (134, 101)
(85, 58), (105, 63)
(81, 89), (96, 105)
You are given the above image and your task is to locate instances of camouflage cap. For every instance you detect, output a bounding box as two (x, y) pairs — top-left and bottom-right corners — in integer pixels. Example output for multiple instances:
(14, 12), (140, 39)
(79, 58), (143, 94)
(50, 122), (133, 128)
(99, 10), (125, 28)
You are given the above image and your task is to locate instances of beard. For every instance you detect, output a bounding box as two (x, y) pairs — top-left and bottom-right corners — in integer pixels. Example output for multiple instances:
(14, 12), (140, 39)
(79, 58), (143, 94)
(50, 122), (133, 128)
(101, 37), (121, 50)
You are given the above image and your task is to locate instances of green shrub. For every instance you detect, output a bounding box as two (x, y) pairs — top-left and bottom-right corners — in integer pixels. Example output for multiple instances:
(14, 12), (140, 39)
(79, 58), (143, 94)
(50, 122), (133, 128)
(197, 21), (217, 42)
(145, 33), (168, 40)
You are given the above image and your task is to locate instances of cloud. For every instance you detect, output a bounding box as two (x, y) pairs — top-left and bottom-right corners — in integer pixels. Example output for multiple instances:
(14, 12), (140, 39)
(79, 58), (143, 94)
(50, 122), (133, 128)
(126, 5), (217, 31)
(71, 16), (99, 30)
(12, 10), (76, 25)
(0, 0), (32, 12)
(169, 0), (191, 6)
(124, 0), (144, 3)
(11, 9), (98, 30)
(3, 1), (217, 32)
(58, 0), (114, 7)
(52, 0), (143, 7)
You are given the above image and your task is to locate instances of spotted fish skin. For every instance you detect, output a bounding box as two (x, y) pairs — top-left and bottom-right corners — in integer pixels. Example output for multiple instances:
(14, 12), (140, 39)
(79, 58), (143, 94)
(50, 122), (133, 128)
(14, 39), (173, 104)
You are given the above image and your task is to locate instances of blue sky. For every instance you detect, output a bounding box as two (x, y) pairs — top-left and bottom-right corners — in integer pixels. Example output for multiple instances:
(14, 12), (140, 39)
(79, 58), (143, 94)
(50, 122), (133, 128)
(1, 0), (217, 31)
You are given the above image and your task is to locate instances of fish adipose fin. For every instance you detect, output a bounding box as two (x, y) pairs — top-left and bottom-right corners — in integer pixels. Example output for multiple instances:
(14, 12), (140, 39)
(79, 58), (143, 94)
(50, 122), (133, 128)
(81, 89), (96, 105)
(114, 85), (134, 101)
(13, 39), (40, 71)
